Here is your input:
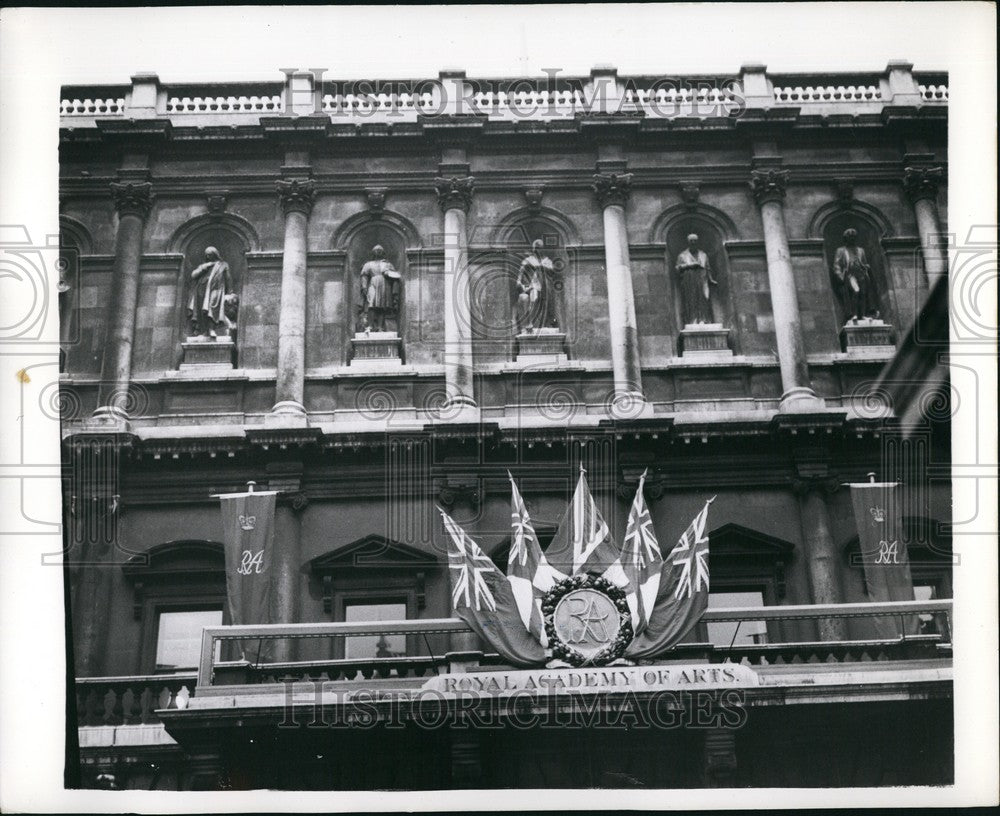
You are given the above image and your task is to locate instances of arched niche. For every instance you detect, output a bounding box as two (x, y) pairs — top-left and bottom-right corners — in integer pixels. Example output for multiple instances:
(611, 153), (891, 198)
(58, 216), (93, 355)
(660, 211), (735, 334)
(485, 210), (577, 343)
(336, 215), (414, 338)
(169, 215), (256, 365)
(815, 206), (894, 326)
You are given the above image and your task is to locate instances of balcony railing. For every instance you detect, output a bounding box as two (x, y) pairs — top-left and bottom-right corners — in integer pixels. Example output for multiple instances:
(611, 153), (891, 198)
(60, 65), (947, 125)
(194, 599), (952, 690)
(75, 672), (194, 727)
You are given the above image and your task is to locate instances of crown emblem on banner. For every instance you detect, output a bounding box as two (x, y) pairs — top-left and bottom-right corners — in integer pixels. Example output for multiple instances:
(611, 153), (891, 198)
(869, 506), (886, 524)
(239, 514), (256, 531)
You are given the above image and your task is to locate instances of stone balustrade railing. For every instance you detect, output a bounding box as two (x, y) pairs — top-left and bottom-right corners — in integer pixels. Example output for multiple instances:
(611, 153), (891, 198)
(773, 83), (882, 103)
(60, 64), (947, 123)
(166, 94), (283, 113)
(75, 673), (195, 727)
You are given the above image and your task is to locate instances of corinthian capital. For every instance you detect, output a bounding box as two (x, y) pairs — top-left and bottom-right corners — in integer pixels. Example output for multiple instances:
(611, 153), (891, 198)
(276, 178), (316, 216)
(434, 176), (474, 213)
(110, 181), (153, 218)
(750, 169), (789, 206)
(591, 172), (632, 209)
(903, 166), (944, 204)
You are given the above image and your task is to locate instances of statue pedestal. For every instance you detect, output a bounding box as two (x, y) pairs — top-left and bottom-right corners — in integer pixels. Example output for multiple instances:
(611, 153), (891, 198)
(180, 336), (235, 370)
(841, 318), (895, 354)
(679, 324), (732, 358)
(350, 331), (402, 368)
(515, 329), (567, 364)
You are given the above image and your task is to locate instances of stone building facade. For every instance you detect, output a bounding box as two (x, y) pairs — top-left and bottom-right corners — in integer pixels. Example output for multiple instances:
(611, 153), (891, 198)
(61, 64), (952, 790)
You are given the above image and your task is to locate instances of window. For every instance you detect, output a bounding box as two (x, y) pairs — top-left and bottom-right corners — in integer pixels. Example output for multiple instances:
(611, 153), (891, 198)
(122, 540), (227, 673)
(343, 602), (407, 659)
(706, 591), (768, 647)
(155, 609), (223, 671)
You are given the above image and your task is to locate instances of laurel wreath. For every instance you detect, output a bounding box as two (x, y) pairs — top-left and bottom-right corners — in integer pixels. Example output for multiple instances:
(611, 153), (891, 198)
(542, 574), (633, 667)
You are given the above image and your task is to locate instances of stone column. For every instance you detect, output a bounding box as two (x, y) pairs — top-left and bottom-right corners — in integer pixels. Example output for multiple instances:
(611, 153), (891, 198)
(592, 172), (644, 401)
(793, 478), (849, 641)
(271, 178), (315, 423)
(904, 166), (947, 288)
(750, 169), (822, 411)
(95, 181), (152, 422)
(271, 495), (306, 663)
(434, 176), (477, 408)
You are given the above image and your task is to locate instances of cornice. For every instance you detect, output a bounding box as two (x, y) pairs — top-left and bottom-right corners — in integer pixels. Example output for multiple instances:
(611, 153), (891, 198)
(60, 159), (942, 202)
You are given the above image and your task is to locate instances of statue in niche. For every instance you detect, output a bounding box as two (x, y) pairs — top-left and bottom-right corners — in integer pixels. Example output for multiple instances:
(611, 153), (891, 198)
(514, 239), (561, 333)
(187, 246), (236, 339)
(359, 244), (401, 333)
(675, 233), (717, 326)
(832, 228), (881, 322)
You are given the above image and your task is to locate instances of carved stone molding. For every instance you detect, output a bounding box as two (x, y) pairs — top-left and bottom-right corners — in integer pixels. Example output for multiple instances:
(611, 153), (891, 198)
(275, 178), (316, 216)
(616, 473), (667, 502)
(365, 187), (387, 216)
(749, 169), (789, 206)
(434, 176), (475, 213)
(437, 478), (481, 510)
(680, 182), (700, 209)
(205, 192), (228, 214)
(110, 181), (153, 218)
(834, 178), (854, 202)
(790, 475), (841, 497)
(524, 187), (544, 212)
(592, 172), (632, 208)
(903, 166), (944, 204)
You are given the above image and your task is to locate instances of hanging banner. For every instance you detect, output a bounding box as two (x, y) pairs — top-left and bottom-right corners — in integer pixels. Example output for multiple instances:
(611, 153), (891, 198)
(847, 481), (918, 638)
(219, 489), (278, 663)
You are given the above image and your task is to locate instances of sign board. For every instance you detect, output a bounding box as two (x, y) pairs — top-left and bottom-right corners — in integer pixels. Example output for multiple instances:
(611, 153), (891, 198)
(422, 663), (760, 696)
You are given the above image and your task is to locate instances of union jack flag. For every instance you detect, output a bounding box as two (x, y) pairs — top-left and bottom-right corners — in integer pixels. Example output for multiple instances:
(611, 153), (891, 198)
(670, 497), (714, 600)
(507, 473), (565, 645)
(442, 510), (496, 612)
(439, 507), (547, 666)
(620, 470), (663, 634)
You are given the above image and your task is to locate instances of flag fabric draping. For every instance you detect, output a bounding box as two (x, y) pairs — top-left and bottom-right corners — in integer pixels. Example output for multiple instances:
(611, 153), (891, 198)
(847, 480), (919, 637)
(440, 508), (547, 666)
(219, 489), (278, 663)
(620, 470), (664, 636)
(506, 473), (566, 646)
(626, 497), (714, 659)
(545, 467), (623, 581)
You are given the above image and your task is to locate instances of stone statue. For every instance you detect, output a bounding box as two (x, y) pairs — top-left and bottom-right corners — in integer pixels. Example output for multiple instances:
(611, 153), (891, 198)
(515, 239), (561, 332)
(187, 246), (235, 338)
(675, 233), (717, 325)
(359, 245), (401, 333)
(832, 228), (881, 322)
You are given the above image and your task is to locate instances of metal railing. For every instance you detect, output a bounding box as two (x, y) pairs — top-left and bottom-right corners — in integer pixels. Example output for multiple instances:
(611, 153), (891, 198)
(196, 599), (952, 688)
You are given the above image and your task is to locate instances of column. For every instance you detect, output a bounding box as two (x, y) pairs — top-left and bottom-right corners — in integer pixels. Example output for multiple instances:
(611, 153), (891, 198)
(95, 180), (152, 422)
(750, 169), (822, 411)
(271, 497), (305, 663)
(904, 166), (947, 288)
(793, 478), (849, 641)
(434, 176), (477, 408)
(270, 178), (315, 423)
(592, 172), (644, 401)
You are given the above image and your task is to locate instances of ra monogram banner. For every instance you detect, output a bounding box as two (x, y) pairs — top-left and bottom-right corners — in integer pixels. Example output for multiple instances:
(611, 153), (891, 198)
(219, 488), (278, 662)
(847, 480), (918, 638)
